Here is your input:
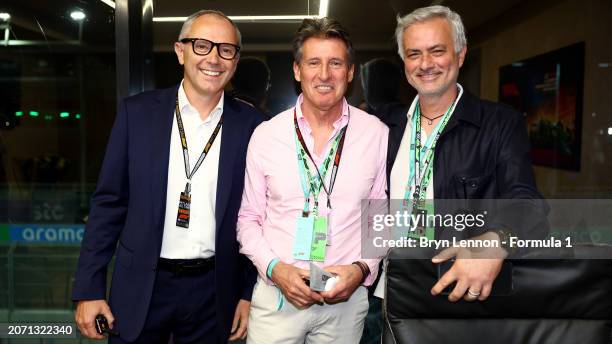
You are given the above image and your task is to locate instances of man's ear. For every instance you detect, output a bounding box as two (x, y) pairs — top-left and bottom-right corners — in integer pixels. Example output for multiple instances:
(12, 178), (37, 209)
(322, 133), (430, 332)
(457, 45), (467, 68)
(293, 61), (301, 82)
(174, 42), (185, 65)
(347, 63), (355, 83)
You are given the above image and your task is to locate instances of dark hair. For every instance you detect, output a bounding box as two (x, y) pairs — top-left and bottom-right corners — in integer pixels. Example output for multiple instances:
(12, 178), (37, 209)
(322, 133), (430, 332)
(292, 17), (354, 65)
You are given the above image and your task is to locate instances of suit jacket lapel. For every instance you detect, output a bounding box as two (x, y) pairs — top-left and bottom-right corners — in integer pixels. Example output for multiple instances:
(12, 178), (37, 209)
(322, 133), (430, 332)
(151, 86), (178, 235)
(215, 95), (240, 233)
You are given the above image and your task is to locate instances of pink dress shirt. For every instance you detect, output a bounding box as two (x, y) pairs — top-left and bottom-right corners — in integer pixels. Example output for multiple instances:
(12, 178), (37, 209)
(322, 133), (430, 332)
(237, 95), (388, 286)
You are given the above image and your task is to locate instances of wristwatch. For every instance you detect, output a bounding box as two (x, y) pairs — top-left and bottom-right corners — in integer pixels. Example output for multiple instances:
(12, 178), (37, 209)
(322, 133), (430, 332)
(492, 228), (517, 255)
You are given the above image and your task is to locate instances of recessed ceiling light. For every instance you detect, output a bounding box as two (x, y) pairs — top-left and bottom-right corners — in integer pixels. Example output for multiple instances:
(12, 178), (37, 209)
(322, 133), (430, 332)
(319, 0), (329, 17)
(99, 0), (115, 9)
(70, 10), (86, 21)
(153, 0), (330, 22)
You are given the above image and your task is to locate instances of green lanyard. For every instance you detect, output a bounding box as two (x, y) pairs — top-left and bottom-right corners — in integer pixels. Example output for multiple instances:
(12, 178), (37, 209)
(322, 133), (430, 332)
(403, 98), (458, 209)
(294, 109), (347, 217)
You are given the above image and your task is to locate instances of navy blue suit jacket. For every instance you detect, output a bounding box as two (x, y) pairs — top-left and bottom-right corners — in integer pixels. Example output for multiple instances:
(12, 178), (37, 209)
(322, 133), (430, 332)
(72, 85), (263, 342)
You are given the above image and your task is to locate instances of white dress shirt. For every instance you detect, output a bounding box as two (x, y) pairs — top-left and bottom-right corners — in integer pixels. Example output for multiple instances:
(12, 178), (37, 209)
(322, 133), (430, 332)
(159, 81), (223, 259)
(374, 83), (464, 298)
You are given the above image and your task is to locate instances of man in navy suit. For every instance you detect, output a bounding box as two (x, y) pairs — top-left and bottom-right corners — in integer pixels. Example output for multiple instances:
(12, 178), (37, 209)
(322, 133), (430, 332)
(72, 10), (263, 343)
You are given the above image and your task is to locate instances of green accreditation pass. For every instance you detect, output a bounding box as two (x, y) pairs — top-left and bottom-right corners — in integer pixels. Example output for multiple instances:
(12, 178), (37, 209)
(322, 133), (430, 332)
(406, 202), (435, 240)
(403, 93), (459, 242)
(294, 215), (315, 260)
(310, 216), (328, 262)
(291, 108), (347, 262)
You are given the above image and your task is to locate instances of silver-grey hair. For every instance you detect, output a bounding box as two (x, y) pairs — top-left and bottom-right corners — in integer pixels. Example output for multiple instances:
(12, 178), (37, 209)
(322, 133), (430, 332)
(395, 5), (466, 59)
(178, 10), (242, 48)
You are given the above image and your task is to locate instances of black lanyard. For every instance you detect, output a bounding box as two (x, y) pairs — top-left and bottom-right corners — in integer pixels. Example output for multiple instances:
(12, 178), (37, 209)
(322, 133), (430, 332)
(293, 108), (348, 209)
(175, 96), (223, 194)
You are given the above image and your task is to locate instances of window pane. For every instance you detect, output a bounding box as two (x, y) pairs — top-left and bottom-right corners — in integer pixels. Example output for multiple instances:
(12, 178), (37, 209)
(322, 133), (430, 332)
(0, 0), (115, 318)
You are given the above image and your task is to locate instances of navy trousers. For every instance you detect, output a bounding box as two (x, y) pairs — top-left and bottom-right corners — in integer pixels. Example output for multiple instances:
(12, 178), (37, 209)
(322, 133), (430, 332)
(110, 268), (218, 344)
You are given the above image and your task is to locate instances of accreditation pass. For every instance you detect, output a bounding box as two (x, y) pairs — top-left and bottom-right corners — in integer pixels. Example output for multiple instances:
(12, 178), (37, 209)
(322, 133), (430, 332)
(0, 323), (76, 338)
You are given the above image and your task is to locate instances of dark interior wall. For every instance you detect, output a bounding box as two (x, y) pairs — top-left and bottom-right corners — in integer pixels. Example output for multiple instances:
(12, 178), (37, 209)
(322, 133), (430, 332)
(154, 49), (413, 116)
(472, 0), (612, 197)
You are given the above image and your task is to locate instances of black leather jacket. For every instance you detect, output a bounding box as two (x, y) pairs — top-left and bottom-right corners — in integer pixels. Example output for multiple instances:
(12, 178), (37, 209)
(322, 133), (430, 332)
(376, 90), (549, 242)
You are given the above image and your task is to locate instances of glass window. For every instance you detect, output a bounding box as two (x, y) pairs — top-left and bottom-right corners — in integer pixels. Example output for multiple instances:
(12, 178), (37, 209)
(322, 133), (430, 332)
(0, 0), (115, 324)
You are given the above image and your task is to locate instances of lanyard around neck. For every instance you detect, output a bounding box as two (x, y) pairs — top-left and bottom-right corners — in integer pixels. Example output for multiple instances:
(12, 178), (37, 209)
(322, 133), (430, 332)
(404, 96), (459, 206)
(175, 95), (223, 193)
(294, 108), (348, 215)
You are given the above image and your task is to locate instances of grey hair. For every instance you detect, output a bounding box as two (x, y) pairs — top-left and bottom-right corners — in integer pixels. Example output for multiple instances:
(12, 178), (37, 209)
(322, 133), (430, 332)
(292, 17), (355, 65)
(178, 10), (242, 48)
(395, 5), (466, 59)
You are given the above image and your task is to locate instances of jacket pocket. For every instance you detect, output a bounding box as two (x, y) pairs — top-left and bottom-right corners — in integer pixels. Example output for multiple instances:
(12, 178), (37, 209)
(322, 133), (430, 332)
(115, 241), (133, 269)
(454, 173), (494, 199)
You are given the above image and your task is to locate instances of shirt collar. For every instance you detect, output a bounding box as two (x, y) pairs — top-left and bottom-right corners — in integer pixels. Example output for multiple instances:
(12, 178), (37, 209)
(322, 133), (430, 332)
(178, 80), (224, 124)
(294, 93), (349, 134)
(407, 83), (464, 120)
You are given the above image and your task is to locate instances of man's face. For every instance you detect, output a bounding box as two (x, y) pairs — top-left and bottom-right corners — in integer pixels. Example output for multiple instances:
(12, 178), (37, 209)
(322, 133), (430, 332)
(174, 14), (239, 98)
(293, 37), (354, 112)
(401, 17), (466, 98)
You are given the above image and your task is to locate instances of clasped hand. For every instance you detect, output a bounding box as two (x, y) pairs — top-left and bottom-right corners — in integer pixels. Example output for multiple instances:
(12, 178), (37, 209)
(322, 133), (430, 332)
(271, 262), (363, 308)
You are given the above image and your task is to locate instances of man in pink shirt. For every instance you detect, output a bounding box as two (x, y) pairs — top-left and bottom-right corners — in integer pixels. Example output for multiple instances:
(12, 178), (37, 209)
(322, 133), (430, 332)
(237, 17), (388, 344)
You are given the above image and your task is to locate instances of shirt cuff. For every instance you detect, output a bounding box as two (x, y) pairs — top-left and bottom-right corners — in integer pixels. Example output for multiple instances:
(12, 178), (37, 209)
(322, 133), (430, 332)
(360, 258), (382, 286)
(253, 249), (278, 283)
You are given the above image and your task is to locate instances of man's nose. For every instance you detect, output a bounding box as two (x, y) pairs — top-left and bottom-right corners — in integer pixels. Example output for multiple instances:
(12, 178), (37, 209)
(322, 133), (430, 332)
(206, 45), (221, 63)
(318, 63), (330, 80)
(419, 53), (434, 70)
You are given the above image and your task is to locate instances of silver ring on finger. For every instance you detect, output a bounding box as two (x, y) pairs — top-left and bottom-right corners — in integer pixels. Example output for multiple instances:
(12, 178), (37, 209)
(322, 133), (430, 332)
(467, 289), (481, 298)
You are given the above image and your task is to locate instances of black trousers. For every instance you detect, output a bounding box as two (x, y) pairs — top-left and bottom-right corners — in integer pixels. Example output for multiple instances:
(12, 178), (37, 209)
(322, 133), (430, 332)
(110, 268), (217, 344)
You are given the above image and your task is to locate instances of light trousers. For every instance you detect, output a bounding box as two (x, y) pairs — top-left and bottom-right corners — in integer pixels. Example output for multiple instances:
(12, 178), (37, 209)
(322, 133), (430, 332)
(247, 277), (369, 344)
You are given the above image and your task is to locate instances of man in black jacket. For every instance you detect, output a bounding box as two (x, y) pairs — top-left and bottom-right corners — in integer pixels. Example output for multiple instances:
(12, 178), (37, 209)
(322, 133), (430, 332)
(376, 5), (547, 303)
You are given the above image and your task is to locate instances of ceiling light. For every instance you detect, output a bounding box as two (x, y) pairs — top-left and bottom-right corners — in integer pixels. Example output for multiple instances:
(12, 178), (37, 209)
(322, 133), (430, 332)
(153, 15), (319, 23)
(99, 0), (115, 9)
(152, 0), (330, 23)
(0, 12), (10, 21)
(70, 10), (86, 21)
(230, 15), (318, 22)
(319, 0), (329, 17)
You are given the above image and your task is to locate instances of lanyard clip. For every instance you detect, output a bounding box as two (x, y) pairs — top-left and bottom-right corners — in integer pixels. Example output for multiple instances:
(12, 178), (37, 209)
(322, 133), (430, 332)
(302, 198), (310, 217)
(184, 181), (191, 195)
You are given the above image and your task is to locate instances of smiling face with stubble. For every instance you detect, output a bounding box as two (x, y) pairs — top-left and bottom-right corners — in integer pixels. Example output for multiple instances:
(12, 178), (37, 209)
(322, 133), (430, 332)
(174, 14), (239, 99)
(401, 17), (466, 99)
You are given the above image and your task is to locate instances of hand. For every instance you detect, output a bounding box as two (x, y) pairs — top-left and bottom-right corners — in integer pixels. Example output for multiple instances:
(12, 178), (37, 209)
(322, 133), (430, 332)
(228, 299), (250, 341)
(75, 299), (114, 339)
(319, 264), (363, 304)
(271, 262), (324, 309)
(430, 232), (507, 302)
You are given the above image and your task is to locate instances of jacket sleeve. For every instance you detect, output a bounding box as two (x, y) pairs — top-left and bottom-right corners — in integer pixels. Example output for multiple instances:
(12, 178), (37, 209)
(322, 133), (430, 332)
(489, 109), (550, 242)
(241, 256), (258, 301)
(72, 99), (130, 301)
(240, 112), (265, 301)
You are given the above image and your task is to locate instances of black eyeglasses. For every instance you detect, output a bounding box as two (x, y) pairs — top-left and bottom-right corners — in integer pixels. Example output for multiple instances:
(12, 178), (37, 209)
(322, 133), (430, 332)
(180, 38), (240, 60)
